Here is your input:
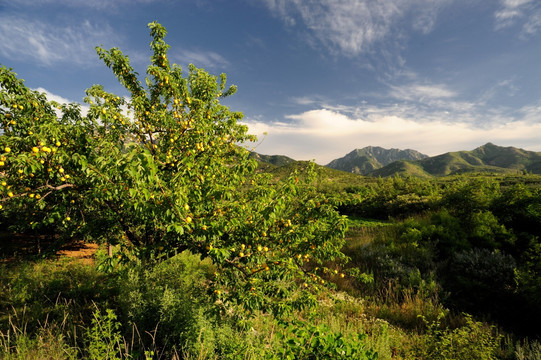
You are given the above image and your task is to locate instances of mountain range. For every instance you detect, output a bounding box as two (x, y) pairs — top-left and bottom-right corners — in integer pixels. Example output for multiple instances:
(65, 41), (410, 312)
(326, 146), (429, 175)
(254, 143), (541, 178)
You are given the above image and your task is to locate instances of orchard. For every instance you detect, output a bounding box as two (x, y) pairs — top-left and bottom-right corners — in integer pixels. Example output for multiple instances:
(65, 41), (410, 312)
(0, 22), (348, 317)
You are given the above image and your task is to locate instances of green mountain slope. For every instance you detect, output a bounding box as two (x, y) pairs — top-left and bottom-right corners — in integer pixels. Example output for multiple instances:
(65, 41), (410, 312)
(249, 152), (297, 167)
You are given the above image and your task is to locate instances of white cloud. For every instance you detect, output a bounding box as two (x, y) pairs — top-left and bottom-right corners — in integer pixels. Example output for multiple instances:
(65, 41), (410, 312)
(263, 0), (452, 55)
(34, 88), (91, 116)
(34, 88), (73, 106)
(0, 17), (120, 67)
(243, 106), (541, 164)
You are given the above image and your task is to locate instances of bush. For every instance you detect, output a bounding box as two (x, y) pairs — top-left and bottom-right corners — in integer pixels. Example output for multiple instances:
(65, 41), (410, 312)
(270, 320), (378, 360)
(440, 248), (517, 317)
(117, 251), (213, 356)
(414, 314), (501, 360)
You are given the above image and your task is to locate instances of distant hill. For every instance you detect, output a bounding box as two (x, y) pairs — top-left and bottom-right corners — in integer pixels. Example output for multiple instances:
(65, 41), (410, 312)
(249, 152), (296, 167)
(373, 143), (541, 177)
(326, 146), (429, 175)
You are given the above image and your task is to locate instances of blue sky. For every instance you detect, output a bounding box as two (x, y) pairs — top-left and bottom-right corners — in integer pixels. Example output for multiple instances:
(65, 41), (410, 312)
(1, 0), (541, 164)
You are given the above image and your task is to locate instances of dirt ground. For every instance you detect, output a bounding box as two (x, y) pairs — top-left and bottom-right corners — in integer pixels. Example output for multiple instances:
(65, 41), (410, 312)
(0, 232), (99, 264)
(55, 240), (99, 265)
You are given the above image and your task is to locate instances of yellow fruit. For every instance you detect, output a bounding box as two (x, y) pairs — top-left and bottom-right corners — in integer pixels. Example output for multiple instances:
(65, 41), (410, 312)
(66, 216), (71, 221)
(17, 169), (23, 174)
(4, 147), (10, 153)
(1, 181), (6, 186)
(239, 251), (244, 257)
(58, 168), (64, 174)
(32, 147), (39, 153)
(186, 216), (192, 223)
(0, 161), (4, 166)
(0, 205), (2, 210)
(340, 273), (345, 278)
(55, 141), (61, 147)
(101, 108), (106, 115)
(35, 194), (41, 199)
(7, 191), (13, 197)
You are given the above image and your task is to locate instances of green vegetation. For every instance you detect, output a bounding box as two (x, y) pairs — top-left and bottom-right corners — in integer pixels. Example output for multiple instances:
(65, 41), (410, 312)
(1, 22), (541, 359)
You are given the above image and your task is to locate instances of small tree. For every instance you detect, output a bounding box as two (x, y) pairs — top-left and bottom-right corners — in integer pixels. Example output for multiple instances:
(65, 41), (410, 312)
(0, 22), (348, 316)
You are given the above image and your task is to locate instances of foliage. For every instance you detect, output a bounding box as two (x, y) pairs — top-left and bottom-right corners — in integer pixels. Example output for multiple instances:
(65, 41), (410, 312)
(85, 308), (126, 360)
(414, 314), (501, 360)
(117, 250), (213, 355)
(270, 320), (378, 360)
(441, 248), (517, 316)
(341, 173), (541, 337)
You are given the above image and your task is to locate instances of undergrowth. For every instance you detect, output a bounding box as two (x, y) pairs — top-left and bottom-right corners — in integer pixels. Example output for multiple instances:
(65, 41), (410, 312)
(0, 242), (521, 359)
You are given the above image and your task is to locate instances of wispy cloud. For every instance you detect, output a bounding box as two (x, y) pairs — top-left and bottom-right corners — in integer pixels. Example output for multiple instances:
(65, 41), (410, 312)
(0, 17), (120, 67)
(8, 0), (160, 11)
(389, 83), (457, 101)
(495, 0), (541, 35)
(171, 49), (230, 71)
(263, 0), (452, 56)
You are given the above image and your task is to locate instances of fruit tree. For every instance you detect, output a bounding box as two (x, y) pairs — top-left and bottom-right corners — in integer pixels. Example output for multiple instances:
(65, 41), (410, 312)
(0, 22), (348, 316)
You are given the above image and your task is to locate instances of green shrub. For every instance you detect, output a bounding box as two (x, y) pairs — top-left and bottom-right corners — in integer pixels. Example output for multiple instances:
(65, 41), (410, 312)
(85, 308), (127, 360)
(414, 314), (501, 360)
(117, 250), (213, 356)
(270, 320), (378, 360)
(515, 339), (541, 360)
(441, 248), (517, 317)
